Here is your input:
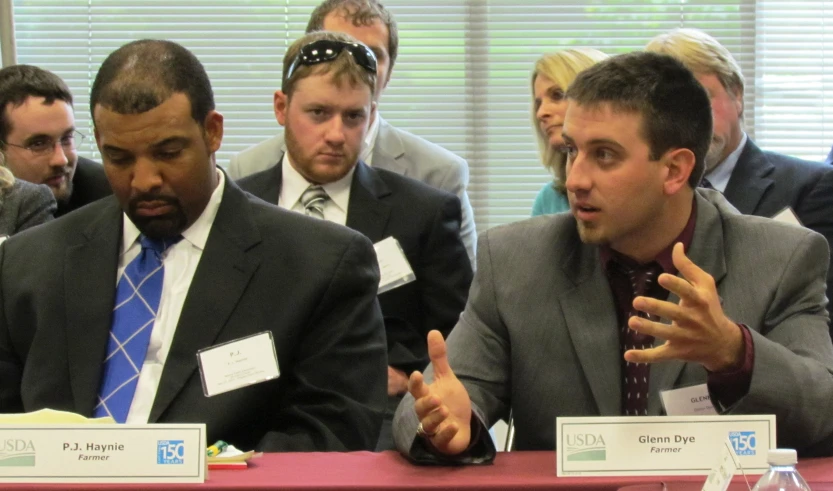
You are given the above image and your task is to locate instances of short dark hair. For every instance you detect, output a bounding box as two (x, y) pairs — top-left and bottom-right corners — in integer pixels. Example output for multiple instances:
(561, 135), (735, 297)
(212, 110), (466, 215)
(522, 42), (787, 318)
(0, 64), (73, 144)
(90, 39), (215, 126)
(306, 0), (398, 75)
(566, 51), (712, 187)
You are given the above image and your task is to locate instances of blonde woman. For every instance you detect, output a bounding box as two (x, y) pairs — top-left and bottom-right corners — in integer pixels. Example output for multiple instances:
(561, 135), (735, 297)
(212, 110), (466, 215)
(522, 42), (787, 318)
(530, 48), (608, 216)
(0, 152), (56, 237)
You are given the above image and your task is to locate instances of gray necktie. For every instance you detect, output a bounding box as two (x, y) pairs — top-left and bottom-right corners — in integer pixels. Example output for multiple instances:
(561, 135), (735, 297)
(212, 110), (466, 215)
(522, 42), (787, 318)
(300, 185), (329, 220)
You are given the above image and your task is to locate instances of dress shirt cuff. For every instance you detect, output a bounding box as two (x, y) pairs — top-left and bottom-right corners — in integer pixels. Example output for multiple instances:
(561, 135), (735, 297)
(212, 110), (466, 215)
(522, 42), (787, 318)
(707, 323), (754, 410)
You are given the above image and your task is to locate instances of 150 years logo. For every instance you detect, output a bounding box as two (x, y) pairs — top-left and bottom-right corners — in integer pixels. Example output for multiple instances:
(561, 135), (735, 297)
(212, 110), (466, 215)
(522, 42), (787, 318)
(0, 439), (35, 467)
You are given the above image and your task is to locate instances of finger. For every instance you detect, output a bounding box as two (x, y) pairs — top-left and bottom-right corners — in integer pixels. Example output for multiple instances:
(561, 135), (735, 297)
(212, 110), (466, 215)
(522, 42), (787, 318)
(413, 394), (442, 420)
(671, 242), (709, 286)
(657, 273), (699, 303)
(627, 316), (678, 342)
(427, 330), (453, 378)
(408, 370), (430, 400)
(632, 296), (683, 322)
(623, 343), (675, 365)
(420, 405), (450, 435)
(430, 421), (459, 449)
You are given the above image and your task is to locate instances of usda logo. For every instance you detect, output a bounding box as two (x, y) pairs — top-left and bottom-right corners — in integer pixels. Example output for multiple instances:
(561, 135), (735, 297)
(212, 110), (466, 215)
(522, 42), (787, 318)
(565, 433), (607, 461)
(729, 431), (756, 456)
(157, 440), (185, 465)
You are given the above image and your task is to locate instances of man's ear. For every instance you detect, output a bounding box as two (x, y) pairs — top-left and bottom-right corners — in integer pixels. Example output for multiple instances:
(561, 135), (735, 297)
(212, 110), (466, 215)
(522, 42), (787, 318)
(274, 90), (289, 127)
(663, 147), (696, 195)
(203, 110), (224, 154)
(732, 86), (744, 118)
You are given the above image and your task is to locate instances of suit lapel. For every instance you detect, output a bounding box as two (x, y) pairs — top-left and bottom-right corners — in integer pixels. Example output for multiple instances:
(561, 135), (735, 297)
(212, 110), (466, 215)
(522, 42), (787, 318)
(558, 238), (621, 415)
(345, 162), (392, 242)
(246, 158), (283, 205)
(149, 180), (262, 422)
(648, 191), (728, 413)
(372, 118), (409, 177)
(65, 198), (122, 415)
(723, 140), (774, 215)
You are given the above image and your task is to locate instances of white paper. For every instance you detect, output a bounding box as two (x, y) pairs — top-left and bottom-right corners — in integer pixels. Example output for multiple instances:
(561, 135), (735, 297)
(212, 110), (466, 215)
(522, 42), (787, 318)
(197, 331), (280, 397)
(556, 415), (774, 477)
(0, 236), (8, 245)
(701, 438), (740, 491)
(772, 207), (802, 226)
(374, 237), (416, 294)
(660, 384), (718, 416)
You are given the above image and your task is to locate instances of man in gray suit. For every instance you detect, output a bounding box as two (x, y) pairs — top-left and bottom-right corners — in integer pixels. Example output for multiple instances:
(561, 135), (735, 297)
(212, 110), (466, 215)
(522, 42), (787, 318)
(647, 29), (833, 337)
(227, 0), (476, 264)
(0, 39), (388, 452)
(393, 52), (833, 463)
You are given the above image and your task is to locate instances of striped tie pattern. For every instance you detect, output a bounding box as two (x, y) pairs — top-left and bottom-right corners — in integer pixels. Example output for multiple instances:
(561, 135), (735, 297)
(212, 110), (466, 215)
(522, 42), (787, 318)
(300, 185), (329, 220)
(93, 235), (180, 423)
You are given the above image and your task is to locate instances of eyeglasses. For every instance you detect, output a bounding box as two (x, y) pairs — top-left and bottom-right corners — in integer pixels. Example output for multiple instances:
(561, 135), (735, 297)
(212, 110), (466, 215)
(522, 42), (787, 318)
(284, 39), (377, 88)
(1, 129), (86, 157)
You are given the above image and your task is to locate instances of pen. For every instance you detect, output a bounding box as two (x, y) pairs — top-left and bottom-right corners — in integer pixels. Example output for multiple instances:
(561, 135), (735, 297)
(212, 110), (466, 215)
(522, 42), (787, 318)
(207, 440), (228, 457)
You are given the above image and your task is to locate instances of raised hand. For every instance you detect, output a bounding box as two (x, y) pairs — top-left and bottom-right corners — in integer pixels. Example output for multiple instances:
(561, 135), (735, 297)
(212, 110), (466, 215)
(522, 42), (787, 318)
(624, 242), (744, 372)
(408, 330), (473, 455)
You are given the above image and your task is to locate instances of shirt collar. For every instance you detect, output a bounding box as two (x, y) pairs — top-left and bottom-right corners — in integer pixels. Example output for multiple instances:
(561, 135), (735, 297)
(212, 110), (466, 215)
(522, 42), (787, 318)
(600, 196), (698, 275)
(120, 169), (226, 255)
(361, 112), (381, 165)
(704, 132), (748, 193)
(281, 152), (354, 215)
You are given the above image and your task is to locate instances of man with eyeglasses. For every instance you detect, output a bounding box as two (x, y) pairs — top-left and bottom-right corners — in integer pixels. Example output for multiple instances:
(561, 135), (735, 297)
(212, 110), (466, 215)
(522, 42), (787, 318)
(228, 0), (477, 268)
(0, 64), (111, 218)
(238, 30), (472, 450)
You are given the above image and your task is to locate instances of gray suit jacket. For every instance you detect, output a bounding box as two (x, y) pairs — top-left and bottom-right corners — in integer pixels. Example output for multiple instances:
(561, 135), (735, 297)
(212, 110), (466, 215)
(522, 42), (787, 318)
(227, 118), (477, 265)
(394, 189), (833, 462)
(0, 177), (388, 452)
(0, 179), (55, 236)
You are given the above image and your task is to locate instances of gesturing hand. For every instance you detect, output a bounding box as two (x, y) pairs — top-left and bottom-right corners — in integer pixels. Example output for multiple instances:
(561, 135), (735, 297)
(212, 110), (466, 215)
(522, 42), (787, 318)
(408, 330), (473, 455)
(624, 243), (744, 372)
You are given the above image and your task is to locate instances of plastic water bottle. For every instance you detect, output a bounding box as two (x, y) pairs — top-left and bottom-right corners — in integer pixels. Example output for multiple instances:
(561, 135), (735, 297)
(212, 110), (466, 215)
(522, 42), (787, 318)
(751, 449), (811, 491)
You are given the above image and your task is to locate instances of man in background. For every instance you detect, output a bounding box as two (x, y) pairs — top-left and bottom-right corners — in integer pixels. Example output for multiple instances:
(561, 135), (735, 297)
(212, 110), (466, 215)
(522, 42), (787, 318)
(0, 65), (111, 217)
(228, 0), (477, 265)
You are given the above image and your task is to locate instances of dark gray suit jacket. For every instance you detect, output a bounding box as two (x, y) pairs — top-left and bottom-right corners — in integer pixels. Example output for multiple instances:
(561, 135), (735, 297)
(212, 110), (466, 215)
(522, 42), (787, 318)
(0, 179), (55, 236)
(723, 139), (833, 335)
(0, 177), (388, 452)
(394, 190), (833, 462)
(238, 160), (473, 374)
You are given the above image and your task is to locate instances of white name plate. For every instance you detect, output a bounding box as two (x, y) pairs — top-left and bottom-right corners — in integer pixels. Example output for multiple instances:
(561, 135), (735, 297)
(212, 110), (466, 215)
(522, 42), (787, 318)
(0, 423), (206, 483)
(556, 415), (775, 477)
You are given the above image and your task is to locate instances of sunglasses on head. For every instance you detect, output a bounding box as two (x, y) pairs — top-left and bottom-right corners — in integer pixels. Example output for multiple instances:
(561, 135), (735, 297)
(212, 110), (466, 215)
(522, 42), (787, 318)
(284, 39), (378, 88)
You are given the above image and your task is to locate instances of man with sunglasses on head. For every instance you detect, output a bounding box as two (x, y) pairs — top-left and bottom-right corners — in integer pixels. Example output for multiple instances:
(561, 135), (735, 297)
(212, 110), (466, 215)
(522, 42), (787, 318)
(238, 30), (472, 450)
(0, 65), (112, 217)
(229, 0), (477, 267)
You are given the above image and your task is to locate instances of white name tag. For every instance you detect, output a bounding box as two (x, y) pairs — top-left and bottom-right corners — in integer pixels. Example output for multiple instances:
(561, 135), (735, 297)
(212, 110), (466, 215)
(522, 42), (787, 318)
(0, 423), (205, 483)
(556, 415), (775, 477)
(660, 384), (718, 416)
(701, 438), (742, 491)
(374, 237), (416, 294)
(772, 207), (802, 226)
(197, 331), (280, 397)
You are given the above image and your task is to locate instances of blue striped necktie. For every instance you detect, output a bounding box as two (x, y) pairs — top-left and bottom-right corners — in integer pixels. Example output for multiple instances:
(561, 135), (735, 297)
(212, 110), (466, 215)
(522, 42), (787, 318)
(94, 235), (180, 422)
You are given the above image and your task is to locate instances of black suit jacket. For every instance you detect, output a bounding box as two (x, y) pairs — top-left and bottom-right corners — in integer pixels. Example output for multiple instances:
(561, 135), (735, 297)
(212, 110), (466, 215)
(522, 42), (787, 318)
(0, 176), (388, 452)
(238, 160), (473, 374)
(723, 139), (833, 332)
(56, 156), (112, 217)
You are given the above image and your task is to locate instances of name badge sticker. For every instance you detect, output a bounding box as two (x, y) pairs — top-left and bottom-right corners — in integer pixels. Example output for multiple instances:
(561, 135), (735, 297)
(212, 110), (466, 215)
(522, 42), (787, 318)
(660, 384), (718, 416)
(197, 331), (280, 397)
(374, 237), (416, 294)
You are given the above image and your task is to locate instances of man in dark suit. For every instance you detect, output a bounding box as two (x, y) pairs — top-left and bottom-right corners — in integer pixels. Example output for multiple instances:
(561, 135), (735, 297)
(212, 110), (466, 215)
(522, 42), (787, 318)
(0, 39), (387, 452)
(0, 65), (111, 217)
(238, 31), (472, 450)
(648, 29), (833, 336)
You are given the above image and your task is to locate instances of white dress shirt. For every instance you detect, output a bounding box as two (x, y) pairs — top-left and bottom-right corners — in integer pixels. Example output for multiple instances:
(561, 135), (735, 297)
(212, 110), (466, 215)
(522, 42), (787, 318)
(278, 153), (353, 226)
(119, 170), (226, 424)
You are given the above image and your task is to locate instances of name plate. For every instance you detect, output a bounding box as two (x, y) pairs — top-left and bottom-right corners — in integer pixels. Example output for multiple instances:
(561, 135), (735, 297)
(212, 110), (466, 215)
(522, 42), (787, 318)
(0, 423), (206, 483)
(556, 415), (775, 477)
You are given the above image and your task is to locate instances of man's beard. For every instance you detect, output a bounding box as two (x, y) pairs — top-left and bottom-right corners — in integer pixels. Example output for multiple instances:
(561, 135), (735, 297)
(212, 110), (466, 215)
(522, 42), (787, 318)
(126, 194), (188, 240)
(704, 137), (727, 173)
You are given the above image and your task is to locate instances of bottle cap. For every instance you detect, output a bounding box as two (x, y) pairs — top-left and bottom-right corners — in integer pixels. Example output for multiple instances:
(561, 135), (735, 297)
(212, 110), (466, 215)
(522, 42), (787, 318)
(767, 448), (798, 466)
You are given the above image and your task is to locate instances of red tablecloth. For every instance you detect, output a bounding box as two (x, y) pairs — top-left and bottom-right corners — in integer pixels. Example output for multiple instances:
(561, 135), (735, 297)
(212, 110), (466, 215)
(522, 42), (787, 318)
(4, 451), (833, 490)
